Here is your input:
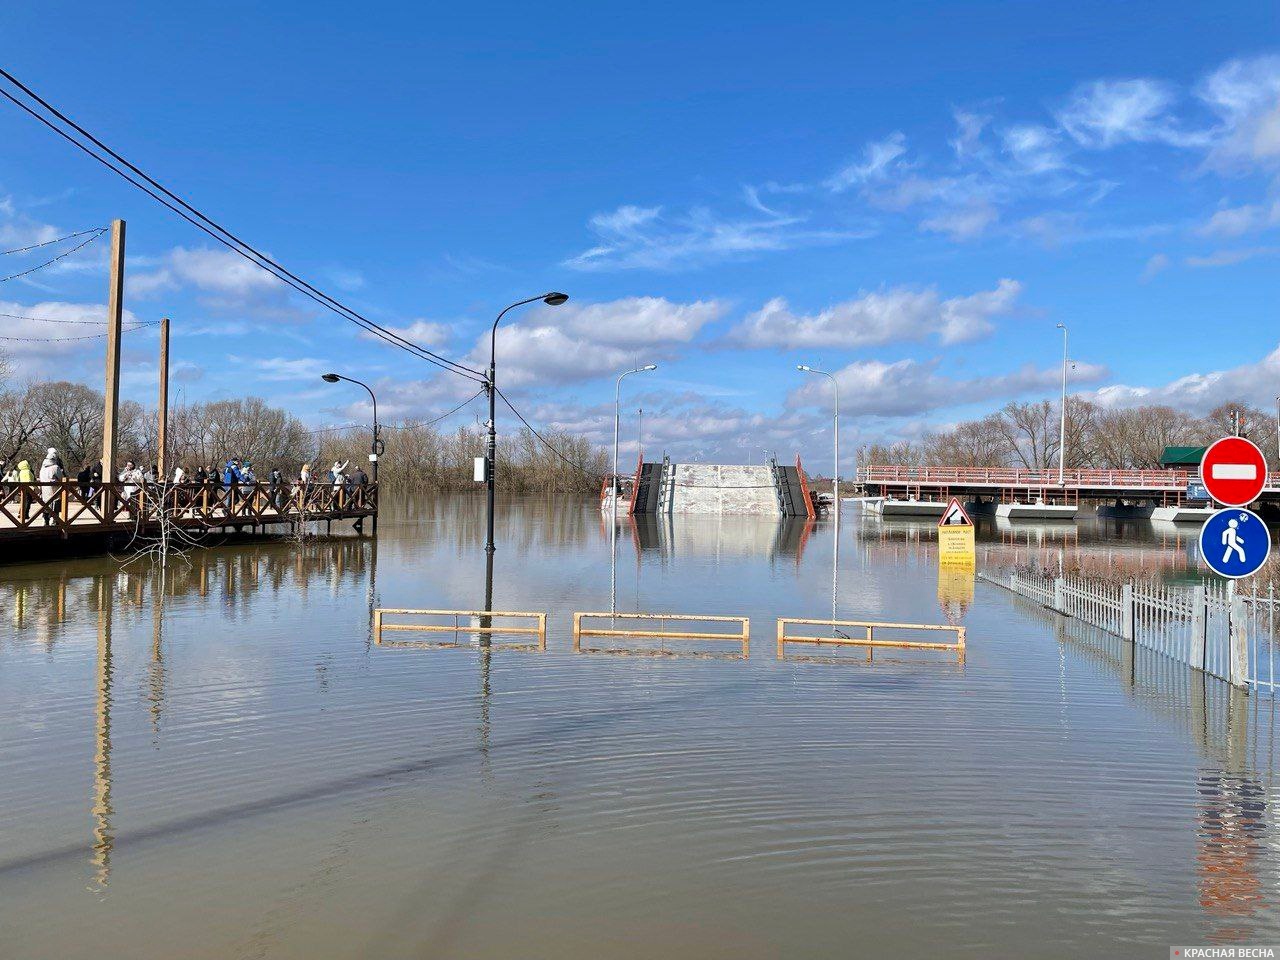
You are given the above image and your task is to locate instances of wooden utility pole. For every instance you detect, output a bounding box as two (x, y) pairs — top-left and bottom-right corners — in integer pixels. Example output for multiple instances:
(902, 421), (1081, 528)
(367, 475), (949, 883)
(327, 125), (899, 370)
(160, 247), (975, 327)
(157, 317), (170, 477)
(101, 219), (126, 480)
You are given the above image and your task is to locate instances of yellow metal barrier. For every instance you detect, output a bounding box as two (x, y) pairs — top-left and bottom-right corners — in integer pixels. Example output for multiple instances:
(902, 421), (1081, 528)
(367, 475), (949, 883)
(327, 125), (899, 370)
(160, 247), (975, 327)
(374, 608), (547, 650)
(573, 612), (750, 657)
(776, 617), (965, 661)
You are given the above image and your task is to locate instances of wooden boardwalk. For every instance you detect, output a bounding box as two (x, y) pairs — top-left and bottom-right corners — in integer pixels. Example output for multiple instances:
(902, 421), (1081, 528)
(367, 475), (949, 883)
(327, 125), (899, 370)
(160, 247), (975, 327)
(0, 481), (377, 541)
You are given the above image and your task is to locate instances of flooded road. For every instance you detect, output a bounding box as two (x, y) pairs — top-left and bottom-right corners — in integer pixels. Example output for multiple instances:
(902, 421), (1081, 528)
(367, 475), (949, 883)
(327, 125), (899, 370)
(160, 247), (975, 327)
(1, 496), (1278, 958)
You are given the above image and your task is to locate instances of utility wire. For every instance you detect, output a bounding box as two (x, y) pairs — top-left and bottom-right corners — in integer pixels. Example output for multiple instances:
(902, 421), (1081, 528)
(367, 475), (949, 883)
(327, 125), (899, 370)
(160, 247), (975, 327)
(0, 320), (159, 342)
(412, 389), (485, 428)
(0, 228), (105, 282)
(1, 226), (105, 256)
(0, 70), (485, 383)
(495, 386), (597, 475)
(306, 391), (484, 435)
(0, 311), (111, 324)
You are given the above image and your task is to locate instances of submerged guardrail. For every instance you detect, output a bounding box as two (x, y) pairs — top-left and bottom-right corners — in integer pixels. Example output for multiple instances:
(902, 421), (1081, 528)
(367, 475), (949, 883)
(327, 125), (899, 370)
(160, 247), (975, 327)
(572, 612), (750, 657)
(373, 608), (547, 650)
(776, 617), (965, 660)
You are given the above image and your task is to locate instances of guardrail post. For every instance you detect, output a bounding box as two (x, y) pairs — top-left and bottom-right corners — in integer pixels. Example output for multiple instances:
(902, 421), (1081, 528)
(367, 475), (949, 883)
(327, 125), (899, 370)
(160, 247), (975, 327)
(1053, 577), (1065, 614)
(572, 612), (582, 652)
(1229, 596), (1250, 689)
(373, 609), (383, 645)
(1189, 585), (1207, 671)
(1121, 584), (1134, 641)
(776, 619), (785, 658)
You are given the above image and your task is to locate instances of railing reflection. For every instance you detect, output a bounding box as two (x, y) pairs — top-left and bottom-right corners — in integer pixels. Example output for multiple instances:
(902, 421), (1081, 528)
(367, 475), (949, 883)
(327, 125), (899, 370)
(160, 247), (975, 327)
(1, 538), (375, 642)
(1014, 593), (1275, 937)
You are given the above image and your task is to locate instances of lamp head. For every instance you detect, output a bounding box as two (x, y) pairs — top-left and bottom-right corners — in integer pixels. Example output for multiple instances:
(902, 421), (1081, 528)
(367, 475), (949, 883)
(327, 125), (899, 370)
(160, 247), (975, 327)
(543, 292), (569, 306)
(797, 364), (811, 372)
(642, 364), (657, 371)
(321, 373), (341, 383)
(1056, 322), (1065, 329)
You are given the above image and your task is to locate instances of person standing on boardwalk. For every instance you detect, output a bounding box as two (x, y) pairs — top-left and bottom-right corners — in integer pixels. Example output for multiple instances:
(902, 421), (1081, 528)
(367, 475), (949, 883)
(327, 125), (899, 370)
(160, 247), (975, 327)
(39, 448), (65, 526)
(15, 458), (33, 522)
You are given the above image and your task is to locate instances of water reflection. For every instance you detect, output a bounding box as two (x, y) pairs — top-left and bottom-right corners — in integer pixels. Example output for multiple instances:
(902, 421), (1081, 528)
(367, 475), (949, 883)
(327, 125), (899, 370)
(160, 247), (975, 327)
(1012, 591), (1278, 937)
(852, 505), (1205, 582)
(5, 498), (1280, 954)
(92, 575), (114, 891)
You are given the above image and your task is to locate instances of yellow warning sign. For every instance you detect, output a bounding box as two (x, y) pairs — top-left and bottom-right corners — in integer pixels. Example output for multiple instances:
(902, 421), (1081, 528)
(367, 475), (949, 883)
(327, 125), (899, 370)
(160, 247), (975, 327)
(937, 497), (975, 564)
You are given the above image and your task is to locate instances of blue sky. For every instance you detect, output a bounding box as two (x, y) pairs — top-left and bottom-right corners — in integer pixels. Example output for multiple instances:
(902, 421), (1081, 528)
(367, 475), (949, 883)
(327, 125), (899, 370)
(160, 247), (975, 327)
(2, 2), (1279, 469)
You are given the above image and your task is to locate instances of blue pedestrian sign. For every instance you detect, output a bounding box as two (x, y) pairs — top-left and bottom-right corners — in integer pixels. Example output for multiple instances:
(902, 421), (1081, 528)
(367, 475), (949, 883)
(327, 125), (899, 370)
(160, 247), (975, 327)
(1199, 508), (1271, 579)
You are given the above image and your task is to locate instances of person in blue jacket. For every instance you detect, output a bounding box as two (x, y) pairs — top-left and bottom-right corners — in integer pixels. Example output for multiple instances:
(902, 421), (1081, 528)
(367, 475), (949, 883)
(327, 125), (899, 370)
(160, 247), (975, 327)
(223, 458), (243, 507)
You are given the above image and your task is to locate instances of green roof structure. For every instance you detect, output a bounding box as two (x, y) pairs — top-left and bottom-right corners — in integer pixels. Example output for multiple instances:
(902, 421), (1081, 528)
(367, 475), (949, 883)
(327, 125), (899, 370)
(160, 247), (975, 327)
(1159, 445), (1207, 467)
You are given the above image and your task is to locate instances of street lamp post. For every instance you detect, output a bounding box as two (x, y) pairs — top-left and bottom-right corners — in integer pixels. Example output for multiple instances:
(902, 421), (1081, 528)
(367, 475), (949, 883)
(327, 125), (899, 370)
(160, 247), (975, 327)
(485, 293), (568, 557)
(612, 365), (657, 512)
(321, 372), (380, 534)
(1056, 323), (1068, 486)
(797, 365), (839, 519)
(609, 365), (656, 615)
(798, 365), (840, 636)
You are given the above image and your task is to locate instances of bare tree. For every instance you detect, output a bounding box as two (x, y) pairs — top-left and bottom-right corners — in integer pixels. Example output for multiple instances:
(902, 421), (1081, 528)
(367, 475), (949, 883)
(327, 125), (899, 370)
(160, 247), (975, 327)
(995, 400), (1058, 470)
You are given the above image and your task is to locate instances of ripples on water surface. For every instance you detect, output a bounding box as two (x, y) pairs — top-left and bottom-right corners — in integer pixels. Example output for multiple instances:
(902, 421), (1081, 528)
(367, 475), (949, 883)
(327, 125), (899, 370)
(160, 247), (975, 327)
(1, 496), (1278, 958)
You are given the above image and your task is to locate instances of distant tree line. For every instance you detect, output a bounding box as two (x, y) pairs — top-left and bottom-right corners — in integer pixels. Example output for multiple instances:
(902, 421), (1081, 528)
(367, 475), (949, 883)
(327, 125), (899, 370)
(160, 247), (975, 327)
(856, 398), (1280, 471)
(0, 378), (605, 495)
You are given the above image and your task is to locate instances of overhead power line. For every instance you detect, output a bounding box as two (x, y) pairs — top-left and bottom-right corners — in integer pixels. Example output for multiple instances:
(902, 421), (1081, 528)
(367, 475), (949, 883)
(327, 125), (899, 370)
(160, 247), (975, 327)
(0, 228), (106, 283)
(495, 386), (597, 475)
(0, 68), (485, 384)
(305, 390), (484, 435)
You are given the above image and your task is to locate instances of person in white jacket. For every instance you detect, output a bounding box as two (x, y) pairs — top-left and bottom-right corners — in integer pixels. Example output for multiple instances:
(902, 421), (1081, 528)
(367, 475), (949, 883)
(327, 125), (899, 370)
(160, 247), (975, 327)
(38, 448), (65, 526)
(331, 460), (349, 487)
(119, 460), (144, 500)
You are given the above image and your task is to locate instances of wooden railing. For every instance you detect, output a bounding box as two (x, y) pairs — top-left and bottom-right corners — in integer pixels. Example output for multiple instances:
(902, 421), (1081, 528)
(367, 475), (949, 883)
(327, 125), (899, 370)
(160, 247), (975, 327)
(0, 480), (377, 536)
(857, 465), (1192, 489)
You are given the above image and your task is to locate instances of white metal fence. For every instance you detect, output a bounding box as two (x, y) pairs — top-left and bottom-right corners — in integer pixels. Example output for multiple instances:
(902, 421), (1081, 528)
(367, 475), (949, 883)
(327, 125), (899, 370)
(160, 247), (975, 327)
(1001, 572), (1275, 694)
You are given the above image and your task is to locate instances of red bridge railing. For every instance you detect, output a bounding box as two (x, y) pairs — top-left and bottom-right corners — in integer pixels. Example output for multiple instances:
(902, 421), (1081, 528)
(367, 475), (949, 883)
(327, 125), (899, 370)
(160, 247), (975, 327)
(857, 465), (1192, 489)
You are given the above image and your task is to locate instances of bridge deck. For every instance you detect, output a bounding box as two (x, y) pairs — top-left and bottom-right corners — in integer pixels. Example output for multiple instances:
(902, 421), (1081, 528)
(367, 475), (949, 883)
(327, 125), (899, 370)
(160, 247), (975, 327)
(0, 481), (377, 542)
(857, 464), (1280, 507)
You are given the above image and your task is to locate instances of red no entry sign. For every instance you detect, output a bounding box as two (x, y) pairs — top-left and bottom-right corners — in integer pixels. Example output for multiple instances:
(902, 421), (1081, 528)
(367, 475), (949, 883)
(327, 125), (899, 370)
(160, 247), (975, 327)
(1201, 436), (1268, 506)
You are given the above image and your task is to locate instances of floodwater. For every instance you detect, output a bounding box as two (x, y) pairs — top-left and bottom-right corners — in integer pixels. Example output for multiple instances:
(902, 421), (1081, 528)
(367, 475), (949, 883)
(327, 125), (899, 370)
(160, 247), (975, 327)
(1, 496), (1278, 958)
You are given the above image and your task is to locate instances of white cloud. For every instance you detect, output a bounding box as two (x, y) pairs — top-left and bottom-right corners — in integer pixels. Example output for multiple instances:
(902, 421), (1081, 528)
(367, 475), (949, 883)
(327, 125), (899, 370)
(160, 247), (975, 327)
(469, 297), (727, 388)
(360, 319), (451, 349)
(1000, 125), (1068, 174)
(239, 355), (331, 382)
(1139, 253), (1171, 282)
(0, 300), (141, 371)
(564, 203), (868, 271)
(1184, 246), (1280, 268)
(728, 279), (1021, 349)
(1088, 342), (1280, 414)
(1197, 55), (1280, 170)
(132, 248), (280, 299)
(1057, 78), (1204, 149)
(1197, 200), (1280, 238)
(788, 355), (1108, 418)
(950, 109), (991, 161)
(129, 247), (309, 320)
(826, 133), (908, 192)
(1177, 245), (1280, 268)
(920, 203), (999, 240)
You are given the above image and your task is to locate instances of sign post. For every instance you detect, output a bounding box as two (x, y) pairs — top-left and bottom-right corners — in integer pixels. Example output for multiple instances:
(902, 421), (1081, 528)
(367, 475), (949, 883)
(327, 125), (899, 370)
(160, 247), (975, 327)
(1199, 508), (1270, 580)
(1198, 435), (1271, 579)
(1201, 436), (1267, 507)
(937, 497), (975, 565)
